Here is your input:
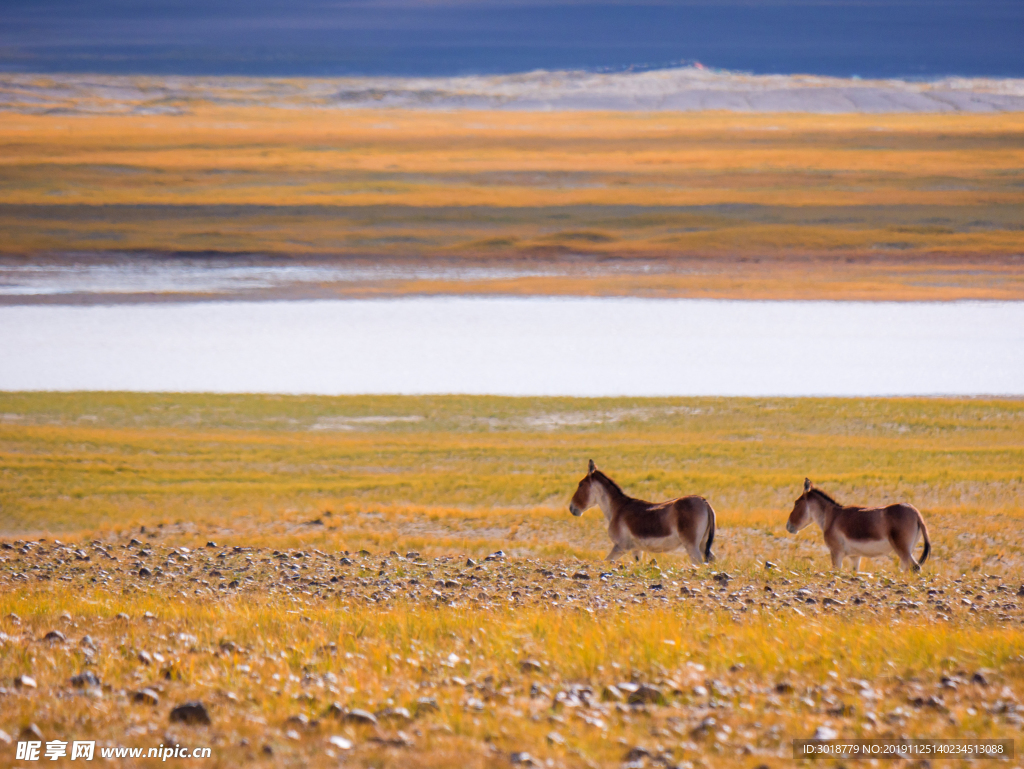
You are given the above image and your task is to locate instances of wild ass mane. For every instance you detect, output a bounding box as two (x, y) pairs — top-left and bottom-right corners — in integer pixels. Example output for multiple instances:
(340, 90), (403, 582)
(808, 487), (841, 506)
(591, 470), (624, 496)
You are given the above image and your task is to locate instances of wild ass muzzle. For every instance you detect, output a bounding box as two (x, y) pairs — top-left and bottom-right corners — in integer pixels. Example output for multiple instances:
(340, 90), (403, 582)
(569, 460), (716, 564)
(786, 478), (931, 571)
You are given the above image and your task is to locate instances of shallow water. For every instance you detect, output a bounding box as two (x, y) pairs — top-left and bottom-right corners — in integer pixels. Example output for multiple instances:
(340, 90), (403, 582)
(0, 259), (558, 297)
(0, 298), (1021, 396)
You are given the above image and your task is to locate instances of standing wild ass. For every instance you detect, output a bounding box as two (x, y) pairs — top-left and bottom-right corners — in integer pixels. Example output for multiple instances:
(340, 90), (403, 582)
(569, 460), (716, 564)
(786, 478), (931, 571)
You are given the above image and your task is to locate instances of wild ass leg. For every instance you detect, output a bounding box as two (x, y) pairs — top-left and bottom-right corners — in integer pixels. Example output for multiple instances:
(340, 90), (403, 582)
(852, 556), (863, 572)
(890, 532), (921, 572)
(684, 542), (704, 566)
(830, 548), (845, 570)
(699, 527), (715, 563)
(605, 543), (629, 561)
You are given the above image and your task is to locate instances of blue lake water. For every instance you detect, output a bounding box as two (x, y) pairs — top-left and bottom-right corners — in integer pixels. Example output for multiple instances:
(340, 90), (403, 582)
(0, 298), (1021, 397)
(2, 0), (1023, 79)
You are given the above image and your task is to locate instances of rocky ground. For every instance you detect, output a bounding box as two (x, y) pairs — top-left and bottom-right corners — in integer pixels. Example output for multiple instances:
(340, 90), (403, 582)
(2, 536), (1022, 768)
(3, 537), (1023, 622)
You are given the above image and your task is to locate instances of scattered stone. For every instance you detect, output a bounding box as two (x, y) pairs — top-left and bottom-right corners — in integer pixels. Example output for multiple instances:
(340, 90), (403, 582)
(376, 707), (412, 723)
(369, 732), (415, 748)
(690, 717), (716, 738)
(510, 751), (538, 766)
(138, 650), (154, 665)
(342, 709), (378, 726)
(972, 671), (989, 686)
(169, 701), (211, 725)
(133, 688), (160, 706)
(775, 681), (795, 694)
(466, 558), (477, 567)
(546, 731), (564, 746)
(415, 697), (440, 714)
(765, 561), (778, 570)
(602, 684), (624, 702)
(206, 541), (217, 548)
(42, 630), (66, 642)
(0, 728), (11, 745)
(627, 683), (666, 706)
(328, 735), (353, 751)
(70, 671), (100, 688)
(572, 572), (590, 580)
(519, 659), (543, 673)
(625, 746), (652, 761)
(14, 675), (37, 689)
(115, 613), (130, 621)
(20, 724), (44, 741)
(812, 726), (838, 740)
(138, 567), (152, 577)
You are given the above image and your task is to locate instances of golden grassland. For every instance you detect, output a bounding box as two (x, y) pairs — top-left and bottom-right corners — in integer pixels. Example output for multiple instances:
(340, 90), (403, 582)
(2, 108), (1024, 300)
(1, 393), (1023, 767)
(2, 393), (1023, 553)
(4, 109), (1024, 210)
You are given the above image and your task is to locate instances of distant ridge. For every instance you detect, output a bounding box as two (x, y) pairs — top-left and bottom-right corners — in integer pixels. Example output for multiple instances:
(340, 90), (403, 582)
(4, 68), (1024, 115)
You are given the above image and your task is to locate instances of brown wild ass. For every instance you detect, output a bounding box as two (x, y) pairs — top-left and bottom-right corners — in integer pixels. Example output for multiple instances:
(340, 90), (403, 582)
(569, 460), (716, 563)
(786, 479), (931, 571)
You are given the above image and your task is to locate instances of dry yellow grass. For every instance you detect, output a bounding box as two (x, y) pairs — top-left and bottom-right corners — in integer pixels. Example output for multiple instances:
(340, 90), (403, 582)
(2, 108), (1024, 300)
(3, 109), (1024, 209)
(1, 394), (1023, 767)
(2, 394), (1022, 561)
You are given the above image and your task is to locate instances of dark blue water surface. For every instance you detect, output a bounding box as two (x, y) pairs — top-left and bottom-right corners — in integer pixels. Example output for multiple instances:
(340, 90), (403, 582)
(1, 0), (1022, 79)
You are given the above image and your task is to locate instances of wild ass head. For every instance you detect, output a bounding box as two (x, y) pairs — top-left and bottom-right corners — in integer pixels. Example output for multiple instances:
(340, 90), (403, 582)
(786, 478), (815, 533)
(569, 459), (599, 517)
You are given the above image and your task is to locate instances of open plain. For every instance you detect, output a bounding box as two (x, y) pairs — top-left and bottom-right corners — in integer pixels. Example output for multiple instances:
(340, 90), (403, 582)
(1, 394), (1022, 767)
(2, 93), (1024, 302)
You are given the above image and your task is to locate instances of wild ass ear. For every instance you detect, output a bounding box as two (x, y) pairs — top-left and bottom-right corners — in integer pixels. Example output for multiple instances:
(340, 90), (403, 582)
(588, 459), (596, 474)
(804, 478), (812, 492)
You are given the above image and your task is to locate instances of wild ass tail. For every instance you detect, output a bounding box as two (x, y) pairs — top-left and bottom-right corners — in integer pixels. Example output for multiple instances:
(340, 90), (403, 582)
(704, 502), (716, 563)
(918, 515), (931, 566)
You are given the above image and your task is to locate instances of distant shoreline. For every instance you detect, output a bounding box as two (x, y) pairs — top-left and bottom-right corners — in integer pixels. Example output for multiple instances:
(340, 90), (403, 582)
(4, 69), (1024, 115)
(3, 251), (1023, 305)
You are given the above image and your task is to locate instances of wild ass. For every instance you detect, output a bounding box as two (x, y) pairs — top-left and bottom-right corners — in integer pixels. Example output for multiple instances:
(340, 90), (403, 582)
(786, 479), (931, 571)
(569, 460), (716, 564)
